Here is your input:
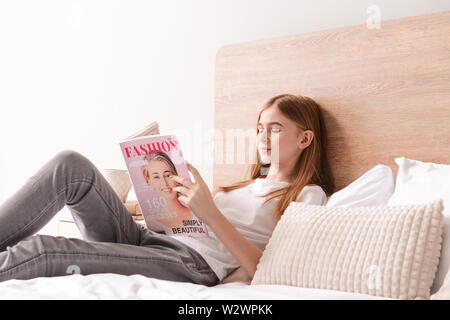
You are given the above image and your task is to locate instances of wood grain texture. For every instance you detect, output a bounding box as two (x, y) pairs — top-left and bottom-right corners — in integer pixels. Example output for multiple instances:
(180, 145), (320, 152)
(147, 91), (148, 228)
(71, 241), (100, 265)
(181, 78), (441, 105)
(213, 11), (450, 192)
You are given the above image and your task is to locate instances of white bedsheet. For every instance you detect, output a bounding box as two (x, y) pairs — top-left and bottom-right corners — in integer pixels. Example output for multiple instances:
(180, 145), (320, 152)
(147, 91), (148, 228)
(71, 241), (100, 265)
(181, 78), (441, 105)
(0, 273), (393, 300)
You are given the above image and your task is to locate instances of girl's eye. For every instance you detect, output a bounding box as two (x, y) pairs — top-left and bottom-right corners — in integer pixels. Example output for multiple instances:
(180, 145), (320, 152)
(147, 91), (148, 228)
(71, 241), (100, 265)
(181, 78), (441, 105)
(257, 128), (281, 133)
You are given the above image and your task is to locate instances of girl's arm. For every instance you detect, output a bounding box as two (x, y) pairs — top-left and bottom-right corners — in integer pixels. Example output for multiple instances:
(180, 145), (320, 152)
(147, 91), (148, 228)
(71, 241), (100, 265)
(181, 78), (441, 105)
(206, 206), (262, 279)
(169, 162), (263, 279)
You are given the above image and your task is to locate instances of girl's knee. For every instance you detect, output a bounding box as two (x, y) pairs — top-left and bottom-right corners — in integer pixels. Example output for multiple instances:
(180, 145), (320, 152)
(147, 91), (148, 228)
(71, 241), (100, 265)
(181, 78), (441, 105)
(54, 149), (91, 168)
(52, 149), (97, 178)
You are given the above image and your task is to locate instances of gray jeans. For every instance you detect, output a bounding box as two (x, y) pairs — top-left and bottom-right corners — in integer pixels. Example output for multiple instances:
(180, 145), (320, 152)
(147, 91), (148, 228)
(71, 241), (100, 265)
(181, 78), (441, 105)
(0, 150), (219, 286)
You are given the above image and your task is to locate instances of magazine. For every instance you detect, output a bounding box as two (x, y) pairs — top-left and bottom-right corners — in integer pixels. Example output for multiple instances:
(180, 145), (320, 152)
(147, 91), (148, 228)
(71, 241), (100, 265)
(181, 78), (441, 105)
(119, 122), (209, 237)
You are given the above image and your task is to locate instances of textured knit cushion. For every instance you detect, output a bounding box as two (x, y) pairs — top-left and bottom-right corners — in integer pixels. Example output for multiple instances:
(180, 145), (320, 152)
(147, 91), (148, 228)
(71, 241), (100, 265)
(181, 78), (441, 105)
(252, 200), (444, 300)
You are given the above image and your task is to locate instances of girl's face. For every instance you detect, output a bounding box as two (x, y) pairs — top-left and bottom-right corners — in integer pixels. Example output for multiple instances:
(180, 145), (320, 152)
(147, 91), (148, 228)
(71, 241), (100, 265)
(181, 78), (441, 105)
(146, 160), (178, 201)
(256, 105), (312, 167)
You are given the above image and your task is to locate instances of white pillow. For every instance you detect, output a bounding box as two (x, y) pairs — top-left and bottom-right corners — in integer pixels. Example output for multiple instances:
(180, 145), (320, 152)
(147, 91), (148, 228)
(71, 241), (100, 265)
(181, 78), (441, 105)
(387, 157), (450, 294)
(431, 267), (450, 300)
(326, 164), (394, 207)
(252, 200), (444, 300)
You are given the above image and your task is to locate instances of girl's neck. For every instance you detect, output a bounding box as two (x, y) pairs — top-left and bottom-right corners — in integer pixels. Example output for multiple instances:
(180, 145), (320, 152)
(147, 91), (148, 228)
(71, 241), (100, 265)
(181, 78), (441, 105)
(266, 163), (294, 183)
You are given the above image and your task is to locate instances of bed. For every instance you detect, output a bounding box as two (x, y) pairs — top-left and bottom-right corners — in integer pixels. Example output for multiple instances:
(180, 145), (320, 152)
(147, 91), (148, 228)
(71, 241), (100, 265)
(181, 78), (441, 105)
(0, 10), (449, 300)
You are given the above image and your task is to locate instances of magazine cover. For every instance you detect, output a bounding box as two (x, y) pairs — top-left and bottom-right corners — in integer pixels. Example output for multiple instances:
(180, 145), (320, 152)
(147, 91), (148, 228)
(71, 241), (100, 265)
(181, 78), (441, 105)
(119, 133), (209, 237)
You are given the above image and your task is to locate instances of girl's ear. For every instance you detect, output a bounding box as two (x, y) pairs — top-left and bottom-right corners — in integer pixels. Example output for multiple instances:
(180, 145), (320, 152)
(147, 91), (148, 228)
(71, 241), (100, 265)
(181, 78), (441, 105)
(299, 130), (314, 149)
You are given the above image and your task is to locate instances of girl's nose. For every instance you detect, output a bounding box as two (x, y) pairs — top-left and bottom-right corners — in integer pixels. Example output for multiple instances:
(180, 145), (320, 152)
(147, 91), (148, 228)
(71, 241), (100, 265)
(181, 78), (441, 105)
(260, 128), (269, 139)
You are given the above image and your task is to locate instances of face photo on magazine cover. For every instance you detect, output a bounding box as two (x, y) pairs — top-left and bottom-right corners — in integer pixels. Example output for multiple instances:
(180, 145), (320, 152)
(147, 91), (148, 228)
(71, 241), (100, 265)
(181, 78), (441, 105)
(141, 151), (195, 229)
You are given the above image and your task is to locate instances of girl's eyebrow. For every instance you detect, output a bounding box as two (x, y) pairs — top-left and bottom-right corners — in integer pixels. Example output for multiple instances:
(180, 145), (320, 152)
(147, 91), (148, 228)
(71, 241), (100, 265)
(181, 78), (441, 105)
(258, 121), (284, 127)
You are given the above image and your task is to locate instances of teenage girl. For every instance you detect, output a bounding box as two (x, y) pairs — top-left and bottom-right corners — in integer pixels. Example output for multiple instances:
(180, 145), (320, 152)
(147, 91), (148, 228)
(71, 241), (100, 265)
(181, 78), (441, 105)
(0, 94), (334, 285)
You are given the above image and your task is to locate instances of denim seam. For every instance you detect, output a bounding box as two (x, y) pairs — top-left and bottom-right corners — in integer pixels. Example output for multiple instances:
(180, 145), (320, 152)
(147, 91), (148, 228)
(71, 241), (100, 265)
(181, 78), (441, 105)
(45, 250), (182, 263)
(0, 250), (215, 279)
(44, 251), (217, 274)
(0, 253), (46, 276)
(46, 250), (214, 274)
(0, 254), (199, 278)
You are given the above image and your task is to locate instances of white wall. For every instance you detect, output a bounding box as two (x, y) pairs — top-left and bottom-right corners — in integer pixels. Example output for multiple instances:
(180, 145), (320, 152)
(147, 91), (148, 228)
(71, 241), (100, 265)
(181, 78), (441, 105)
(1, 0), (449, 236)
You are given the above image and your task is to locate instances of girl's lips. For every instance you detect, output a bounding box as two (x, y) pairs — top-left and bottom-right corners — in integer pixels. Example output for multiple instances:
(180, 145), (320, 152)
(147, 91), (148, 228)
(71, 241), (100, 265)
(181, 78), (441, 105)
(161, 188), (172, 192)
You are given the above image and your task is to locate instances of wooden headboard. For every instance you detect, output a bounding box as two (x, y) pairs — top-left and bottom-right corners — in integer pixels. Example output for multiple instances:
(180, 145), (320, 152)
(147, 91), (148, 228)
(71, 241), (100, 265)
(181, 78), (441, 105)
(213, 10), (450, 192)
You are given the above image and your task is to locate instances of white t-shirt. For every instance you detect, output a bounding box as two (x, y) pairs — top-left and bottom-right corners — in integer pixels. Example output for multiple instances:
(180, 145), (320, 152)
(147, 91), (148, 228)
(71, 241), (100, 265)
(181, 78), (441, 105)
(173, 178), (328, 281)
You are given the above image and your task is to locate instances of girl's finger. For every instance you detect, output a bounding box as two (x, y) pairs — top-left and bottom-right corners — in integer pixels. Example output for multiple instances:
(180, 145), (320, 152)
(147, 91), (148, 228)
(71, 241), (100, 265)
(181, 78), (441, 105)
(170, 175), (194, 188)
(172, 185), (190, 196)
(177, 195), (189, 206)
(185, 163), (205, 185)
(185, 162), (199, 176)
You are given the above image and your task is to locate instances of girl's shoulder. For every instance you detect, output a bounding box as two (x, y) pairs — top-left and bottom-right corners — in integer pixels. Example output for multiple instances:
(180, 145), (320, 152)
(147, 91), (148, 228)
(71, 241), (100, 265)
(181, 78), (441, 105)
(296, 184), (327, 205)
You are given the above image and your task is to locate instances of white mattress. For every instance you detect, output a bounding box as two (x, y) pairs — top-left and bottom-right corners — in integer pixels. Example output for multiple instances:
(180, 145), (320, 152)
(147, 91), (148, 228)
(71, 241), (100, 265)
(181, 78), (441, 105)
(0, 273), (394, 300)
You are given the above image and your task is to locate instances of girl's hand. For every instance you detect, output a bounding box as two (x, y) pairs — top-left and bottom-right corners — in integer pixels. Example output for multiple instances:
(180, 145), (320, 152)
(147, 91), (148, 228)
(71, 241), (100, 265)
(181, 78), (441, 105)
(170, 161), (218, 225)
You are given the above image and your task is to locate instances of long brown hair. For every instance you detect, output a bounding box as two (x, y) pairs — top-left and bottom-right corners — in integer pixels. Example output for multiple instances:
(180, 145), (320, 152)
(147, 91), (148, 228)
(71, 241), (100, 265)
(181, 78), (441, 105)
(212, 94), (335, 220)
